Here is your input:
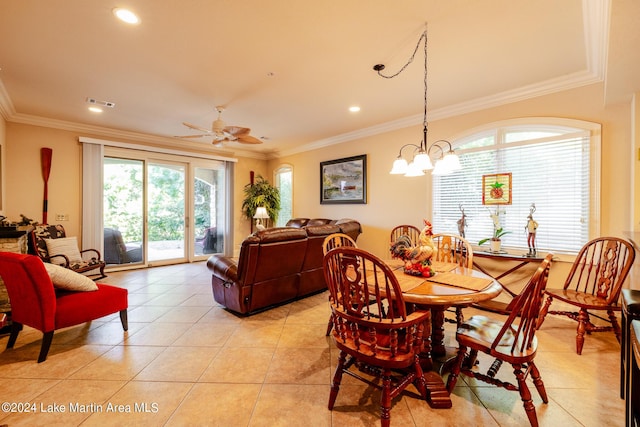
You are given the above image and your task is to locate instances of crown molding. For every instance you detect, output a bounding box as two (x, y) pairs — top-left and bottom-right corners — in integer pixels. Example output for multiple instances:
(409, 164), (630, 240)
(274, 68), (603, 158)
(3, 111), (269, 160)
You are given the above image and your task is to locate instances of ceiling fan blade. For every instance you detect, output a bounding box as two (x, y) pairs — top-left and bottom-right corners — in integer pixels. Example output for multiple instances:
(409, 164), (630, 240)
(236, 134), (263, 144)
(183, 122), (212, 133)
(176, 134), (209, 139)
(224, 126), (250, 136)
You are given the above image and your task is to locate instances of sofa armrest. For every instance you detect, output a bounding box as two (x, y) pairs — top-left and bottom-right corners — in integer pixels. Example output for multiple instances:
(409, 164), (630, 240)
(336, 220), (362, 241)
(207, 255), (238, 282)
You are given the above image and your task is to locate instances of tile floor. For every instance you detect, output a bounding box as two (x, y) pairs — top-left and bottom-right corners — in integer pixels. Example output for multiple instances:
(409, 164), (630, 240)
(0, 261), (627, 426)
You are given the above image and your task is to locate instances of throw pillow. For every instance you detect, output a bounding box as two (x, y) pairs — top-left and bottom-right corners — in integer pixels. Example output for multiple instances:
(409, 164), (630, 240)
(44, 237), (83, 266)
(43, 262), (98, 292)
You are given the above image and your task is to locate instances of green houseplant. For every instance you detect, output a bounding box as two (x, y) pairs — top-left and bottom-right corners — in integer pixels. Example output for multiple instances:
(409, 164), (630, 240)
(242, 174), (281, 226)
(478, 228), (511, 252)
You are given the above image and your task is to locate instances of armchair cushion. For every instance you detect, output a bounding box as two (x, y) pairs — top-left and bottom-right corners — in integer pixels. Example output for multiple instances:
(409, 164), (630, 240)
(44, 236), (83, 265)
(43, 263), (98, 292)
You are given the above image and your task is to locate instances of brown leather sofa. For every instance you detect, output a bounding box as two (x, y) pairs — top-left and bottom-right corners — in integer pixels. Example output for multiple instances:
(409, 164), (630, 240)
(206, 219), (362, 315)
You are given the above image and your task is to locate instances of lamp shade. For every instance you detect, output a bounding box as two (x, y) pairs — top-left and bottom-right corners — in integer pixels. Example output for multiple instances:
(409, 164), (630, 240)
(413, 151), (434, 170)
(431, 159), (449, 176)
(253, 206), (269, 219)
(389, 158), (409, 175)
(442, 151), (462, 172)
(404, 161), (425, 177)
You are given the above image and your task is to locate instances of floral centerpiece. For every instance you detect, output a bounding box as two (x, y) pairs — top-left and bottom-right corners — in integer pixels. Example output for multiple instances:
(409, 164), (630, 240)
(390, 219), (436, 278)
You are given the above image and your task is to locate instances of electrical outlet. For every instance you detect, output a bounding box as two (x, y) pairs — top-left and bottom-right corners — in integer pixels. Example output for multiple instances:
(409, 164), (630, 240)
(55, 214), (69, 221)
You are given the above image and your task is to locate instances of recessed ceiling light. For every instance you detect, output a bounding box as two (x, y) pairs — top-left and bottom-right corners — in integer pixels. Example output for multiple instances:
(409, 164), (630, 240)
(349, 106), (361, 113)
(88, 106), (103, 113)
(113, 8), (140, 24)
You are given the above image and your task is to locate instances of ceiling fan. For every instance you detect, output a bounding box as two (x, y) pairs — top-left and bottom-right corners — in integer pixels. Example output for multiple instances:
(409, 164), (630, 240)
(178, 106), (262, 146)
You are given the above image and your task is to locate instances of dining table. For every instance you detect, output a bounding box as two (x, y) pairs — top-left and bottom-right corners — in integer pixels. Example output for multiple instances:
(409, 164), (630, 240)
(383, 258), (503, 409)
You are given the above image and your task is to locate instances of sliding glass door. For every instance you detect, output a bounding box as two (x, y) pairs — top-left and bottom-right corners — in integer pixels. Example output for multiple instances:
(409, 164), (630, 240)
(100, 146), (230, 269)
(147, 162), (186, 263)
(193, 166), (226, 257)
(103, 158), (145, 266)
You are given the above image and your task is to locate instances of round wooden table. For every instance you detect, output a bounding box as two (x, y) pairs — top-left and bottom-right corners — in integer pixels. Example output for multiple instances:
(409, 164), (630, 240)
(385, 259), (502, 408)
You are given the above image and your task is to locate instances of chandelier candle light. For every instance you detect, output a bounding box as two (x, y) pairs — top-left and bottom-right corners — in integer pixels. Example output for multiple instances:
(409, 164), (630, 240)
(375, 25), (462, 177)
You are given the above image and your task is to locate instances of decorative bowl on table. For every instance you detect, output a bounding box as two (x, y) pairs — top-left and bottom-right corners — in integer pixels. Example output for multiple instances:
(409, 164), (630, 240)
(403, 260), (436, 278)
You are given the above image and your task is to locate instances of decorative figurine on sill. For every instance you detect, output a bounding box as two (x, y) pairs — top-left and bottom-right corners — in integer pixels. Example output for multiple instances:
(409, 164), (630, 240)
(457, 204), (467, 238)
(525, 203), (538, 256)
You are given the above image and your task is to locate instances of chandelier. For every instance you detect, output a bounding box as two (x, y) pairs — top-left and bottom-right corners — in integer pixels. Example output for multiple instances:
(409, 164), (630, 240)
(374, 26), (462, 177)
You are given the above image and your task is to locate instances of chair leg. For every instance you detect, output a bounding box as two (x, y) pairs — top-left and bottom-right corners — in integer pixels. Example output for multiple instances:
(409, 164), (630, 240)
(463, 349), (479, 370)
(513, 363), (538, 427)
(446, 344), (467, 393)
(380, 369), (392, 427)
(38, 331), (54, 363)
(536, 295), (552, 329)
(455, 307), (464, 326)
(412, 355), (428, 400)
(326, 313), (334, 336)
(6, 321), (23, 349)
(528, 361), (548, 403)
(576, 309), (589, 355)
(119, 309), (128, 331)
(328, 351), (346, 410)
(608, 310), (621, 343)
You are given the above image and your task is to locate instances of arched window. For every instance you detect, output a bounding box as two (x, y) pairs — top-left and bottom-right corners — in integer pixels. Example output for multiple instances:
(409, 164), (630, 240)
(274, 165), (293, 227)
(431, 118), (600, 255)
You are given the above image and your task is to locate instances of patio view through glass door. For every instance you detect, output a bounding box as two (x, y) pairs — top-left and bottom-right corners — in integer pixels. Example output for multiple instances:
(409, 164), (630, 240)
(193, 166), (226, 258)
(147, 162), (186, 263)
(103, 158), (187, 266)
(103, 150), (228, 268)
(103, 158), (145, 266)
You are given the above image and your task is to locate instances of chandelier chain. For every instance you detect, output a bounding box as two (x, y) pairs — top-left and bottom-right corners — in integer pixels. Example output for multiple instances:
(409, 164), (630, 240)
(374, 30), (429, 131)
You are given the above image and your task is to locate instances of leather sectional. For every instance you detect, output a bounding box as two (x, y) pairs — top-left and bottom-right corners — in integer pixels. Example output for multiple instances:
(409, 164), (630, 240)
(206, 218), (361, 315)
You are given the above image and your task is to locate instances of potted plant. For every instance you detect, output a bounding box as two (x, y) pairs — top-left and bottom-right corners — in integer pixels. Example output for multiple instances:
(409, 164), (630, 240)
(241, 174), (281, 228)
(478, 228), (511, 253)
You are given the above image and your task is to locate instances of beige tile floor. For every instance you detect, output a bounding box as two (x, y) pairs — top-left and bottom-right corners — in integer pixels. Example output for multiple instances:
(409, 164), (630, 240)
(0, 261), (626, 426)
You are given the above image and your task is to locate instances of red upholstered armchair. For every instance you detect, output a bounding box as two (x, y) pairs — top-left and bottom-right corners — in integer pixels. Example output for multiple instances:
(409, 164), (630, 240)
(0, 252), (128, 363)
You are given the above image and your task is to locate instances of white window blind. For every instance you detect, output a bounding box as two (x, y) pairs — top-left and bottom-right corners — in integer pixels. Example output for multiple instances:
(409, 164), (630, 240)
(432, 123), (596, 255)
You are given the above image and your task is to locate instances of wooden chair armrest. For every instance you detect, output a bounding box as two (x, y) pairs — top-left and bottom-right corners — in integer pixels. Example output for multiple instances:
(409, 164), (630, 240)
(336, 306), (430, 330)
(80, 248), (102, 261)
(48, 254), (71, 268)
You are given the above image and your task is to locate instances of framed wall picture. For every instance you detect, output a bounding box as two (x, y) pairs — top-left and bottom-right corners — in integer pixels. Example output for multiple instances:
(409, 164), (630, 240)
(482, 172), (512, 205)
(320, 154), (367, 204)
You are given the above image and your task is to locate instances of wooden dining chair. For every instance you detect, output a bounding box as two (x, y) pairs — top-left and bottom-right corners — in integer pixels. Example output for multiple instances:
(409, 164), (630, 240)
(322, 233), (357, 336)
(323, 247), (430, 427)
(446, 253), (553, 427)
(537, 237), (636, 355)
(390, 224), (421, 246)
(431, 233), (473, 269)
(431, 233), (474, 337)
(323, 233), (357, 254)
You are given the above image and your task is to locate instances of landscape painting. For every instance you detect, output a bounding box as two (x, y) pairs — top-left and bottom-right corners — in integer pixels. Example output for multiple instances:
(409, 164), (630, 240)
(320, 154), (367, 204)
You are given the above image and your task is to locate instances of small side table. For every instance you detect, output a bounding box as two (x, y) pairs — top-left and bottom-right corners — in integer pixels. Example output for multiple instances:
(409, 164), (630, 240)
(472, 250), (545, 314)
(628, 320), (640, 427)
(622, 289), (640, 402)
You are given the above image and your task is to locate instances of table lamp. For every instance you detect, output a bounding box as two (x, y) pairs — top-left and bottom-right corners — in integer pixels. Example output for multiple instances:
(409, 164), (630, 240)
(253, 206), (269, 231)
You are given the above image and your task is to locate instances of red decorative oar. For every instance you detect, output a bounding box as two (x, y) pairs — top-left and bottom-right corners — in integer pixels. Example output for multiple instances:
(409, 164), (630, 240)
(41, 147), (53, 225)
